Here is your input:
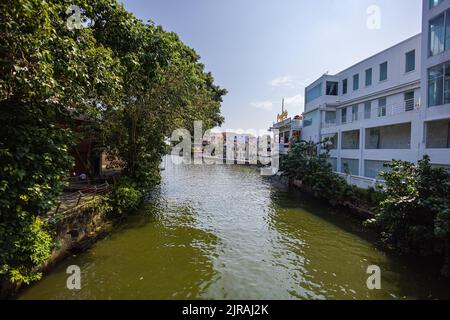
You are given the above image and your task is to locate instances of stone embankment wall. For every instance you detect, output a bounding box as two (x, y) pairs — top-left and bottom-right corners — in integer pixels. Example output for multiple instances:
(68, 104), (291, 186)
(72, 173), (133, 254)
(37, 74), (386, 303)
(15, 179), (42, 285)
(0, 197), (113, 299)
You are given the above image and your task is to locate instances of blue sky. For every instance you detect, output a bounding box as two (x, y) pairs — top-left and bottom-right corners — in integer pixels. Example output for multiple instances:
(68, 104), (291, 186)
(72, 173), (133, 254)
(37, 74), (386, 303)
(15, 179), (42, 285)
(119, 0), (422, 131)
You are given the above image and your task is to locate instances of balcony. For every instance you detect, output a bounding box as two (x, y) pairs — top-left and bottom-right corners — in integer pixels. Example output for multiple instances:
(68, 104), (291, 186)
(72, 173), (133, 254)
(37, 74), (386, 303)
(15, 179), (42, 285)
(323, 99), (419, 128)
(271, 118), (303, 131)
(426, 119), (450, 149)
(341, 130), (360, 150)
(365, 123), (411, 150)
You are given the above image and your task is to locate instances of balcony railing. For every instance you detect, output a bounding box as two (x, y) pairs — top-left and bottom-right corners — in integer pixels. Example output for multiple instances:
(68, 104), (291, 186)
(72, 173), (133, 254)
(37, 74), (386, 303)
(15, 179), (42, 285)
(272, 119), (303, 130)
(322, 99), (420, 129)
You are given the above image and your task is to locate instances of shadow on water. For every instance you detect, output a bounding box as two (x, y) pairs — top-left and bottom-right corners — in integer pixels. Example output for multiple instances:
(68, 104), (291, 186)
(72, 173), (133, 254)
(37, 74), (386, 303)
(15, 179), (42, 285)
(20, 187), (221, 300)
(266, 181), (450, 300)
(18, 162), (450, 300)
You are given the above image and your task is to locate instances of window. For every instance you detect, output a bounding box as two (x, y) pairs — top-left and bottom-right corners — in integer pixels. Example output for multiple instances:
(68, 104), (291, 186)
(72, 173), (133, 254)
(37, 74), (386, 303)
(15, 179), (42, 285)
(446, 62), (450, 104)
(352, 105), (358, 122)
(284, 132), (290, 144)
(379, 62), (388, 81)
(367, 129), (381, 149)
(429, 64), (444, 106)
(426, 119), (450, 148)
(365, 68), (372, 86)
(327, 158), (338, 171)
(428, 10), (450, 56)
(429, 13), (445, 56)
(341, 108), (347, 124)
(306, 82), (322, 104)
(341, 158), (359, 175)
(326, 81), (338, 96)
(364, 101), (371, 119)
(323, 133), (338, 150)
(342, 79), (348, 94)
(446, 10), (450, 51)
(341, 131), (360, 150)
(364, 160), (388, 179)
(405, 50), (415, 73)
(430, 0), (443, 9)
(428, 61), (450, 107)
(404, 92), (415, 111)
(365, 124), (411, 150)
(325, 111), (336, 124)
(378, 97), (387, 117)
(303, 118), (313, 127)
(353, 74), (359, 91)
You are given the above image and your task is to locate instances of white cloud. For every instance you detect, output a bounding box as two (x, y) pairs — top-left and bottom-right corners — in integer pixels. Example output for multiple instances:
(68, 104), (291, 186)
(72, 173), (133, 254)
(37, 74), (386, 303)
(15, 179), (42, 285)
(269, 76), (311, 89)
(269, 76), (295, 88)
(250, 100), (273, 111)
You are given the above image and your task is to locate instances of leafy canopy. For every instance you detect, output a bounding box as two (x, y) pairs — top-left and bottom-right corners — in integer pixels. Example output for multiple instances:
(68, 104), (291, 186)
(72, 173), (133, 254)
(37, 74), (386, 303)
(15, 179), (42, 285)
(0, 0), (225, 283)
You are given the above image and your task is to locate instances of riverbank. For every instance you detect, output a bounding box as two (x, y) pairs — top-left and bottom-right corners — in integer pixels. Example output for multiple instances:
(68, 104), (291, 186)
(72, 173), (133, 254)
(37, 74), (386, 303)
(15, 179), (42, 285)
(0, 196), (116, 299)
(17, 162), (450, 300)
(269, 172), (375, 220)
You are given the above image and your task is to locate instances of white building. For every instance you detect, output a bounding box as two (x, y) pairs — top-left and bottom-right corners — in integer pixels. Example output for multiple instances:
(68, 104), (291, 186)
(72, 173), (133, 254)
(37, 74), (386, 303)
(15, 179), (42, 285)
(420, 0), (450, 169)
(300, 0), (450, 186)
(269, 116), (303, 155)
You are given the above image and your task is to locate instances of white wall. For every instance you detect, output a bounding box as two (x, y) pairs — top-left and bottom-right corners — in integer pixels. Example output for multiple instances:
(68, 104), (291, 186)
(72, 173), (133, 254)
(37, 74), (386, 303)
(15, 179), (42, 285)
(338, 35), (421, 104)
(301, 109), (321, 142)
(296, 0), (450, 183)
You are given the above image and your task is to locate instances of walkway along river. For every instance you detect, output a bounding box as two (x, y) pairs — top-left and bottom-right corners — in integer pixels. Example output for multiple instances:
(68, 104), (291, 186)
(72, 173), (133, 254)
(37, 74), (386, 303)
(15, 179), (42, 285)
(20, 159), (450, 299)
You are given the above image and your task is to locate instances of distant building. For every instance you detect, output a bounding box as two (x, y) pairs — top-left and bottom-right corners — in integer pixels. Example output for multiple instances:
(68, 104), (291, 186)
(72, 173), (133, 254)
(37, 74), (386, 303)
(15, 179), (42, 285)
(202, 131), (258, 163)
(269, 100), (303, 155)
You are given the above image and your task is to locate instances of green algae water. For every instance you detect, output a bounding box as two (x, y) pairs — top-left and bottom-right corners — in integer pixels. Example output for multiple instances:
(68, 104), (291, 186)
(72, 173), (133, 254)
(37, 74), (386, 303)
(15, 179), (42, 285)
(19, 160), (450, 300)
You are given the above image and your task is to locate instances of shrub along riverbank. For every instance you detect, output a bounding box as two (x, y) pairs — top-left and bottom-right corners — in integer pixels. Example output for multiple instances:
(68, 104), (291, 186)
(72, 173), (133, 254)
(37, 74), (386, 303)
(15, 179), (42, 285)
(0, 0), (226, 292)
(281, 141), (450, 276)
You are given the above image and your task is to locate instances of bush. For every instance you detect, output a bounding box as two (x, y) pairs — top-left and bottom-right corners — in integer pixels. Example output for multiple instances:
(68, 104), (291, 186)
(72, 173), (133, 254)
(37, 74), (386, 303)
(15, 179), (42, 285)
(107, 179), (143, 216)
(373, 156), (450, 261)
(281, 141), (349, 202)
(1, 217), (53, 284)
(283, 144), (450, 274)
(0, 104), (73, 284)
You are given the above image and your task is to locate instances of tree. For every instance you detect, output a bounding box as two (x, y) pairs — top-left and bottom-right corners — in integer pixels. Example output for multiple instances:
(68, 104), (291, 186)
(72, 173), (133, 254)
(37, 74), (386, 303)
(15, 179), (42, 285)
(281, 141), (347, 200)
(94, 12), (226, 188)
(0, 0), (225, 283)
(375, 156), (450, 268)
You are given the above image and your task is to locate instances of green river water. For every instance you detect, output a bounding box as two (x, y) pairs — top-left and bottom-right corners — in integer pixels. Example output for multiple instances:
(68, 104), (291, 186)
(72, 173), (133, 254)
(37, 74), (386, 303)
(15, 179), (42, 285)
(19, 160), (450, 300)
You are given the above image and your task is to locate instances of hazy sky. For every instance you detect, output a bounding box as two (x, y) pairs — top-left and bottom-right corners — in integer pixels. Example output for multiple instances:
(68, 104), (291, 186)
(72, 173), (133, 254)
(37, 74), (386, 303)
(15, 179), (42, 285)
(119, 0), (422, 131)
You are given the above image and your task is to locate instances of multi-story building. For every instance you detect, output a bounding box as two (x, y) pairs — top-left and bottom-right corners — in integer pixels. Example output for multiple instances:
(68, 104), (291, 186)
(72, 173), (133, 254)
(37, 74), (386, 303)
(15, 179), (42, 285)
(300, 0), (450, 186)
(303, 34), (422, 183)
(268, 99), (303, 155)
(269, 115), (303, 155)
(420, 0), (450, 168)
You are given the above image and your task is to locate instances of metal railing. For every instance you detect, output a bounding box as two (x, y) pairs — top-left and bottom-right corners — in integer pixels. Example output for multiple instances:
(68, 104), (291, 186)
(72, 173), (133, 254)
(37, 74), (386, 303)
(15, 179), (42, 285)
(335, 172), (385, 190)
(323, 99), (420, 129)
(51, 182), (111, 216)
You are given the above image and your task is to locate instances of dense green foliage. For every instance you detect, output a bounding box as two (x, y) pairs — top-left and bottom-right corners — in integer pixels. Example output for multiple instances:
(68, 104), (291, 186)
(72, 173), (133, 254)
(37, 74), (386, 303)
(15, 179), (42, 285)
(372, 156), (450, 269)
(1, 0), (225, 283)
(93, 3), (226, 188)
(282, 141), (346, 200)
(281, 141), (382, 210)
(282, 144), (450, 274)
(107, 179), (142, 216)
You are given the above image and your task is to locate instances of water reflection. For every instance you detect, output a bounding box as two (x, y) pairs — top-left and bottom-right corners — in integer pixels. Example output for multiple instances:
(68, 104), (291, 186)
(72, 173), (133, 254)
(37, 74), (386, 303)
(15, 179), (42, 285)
(20, 160), (450, 300)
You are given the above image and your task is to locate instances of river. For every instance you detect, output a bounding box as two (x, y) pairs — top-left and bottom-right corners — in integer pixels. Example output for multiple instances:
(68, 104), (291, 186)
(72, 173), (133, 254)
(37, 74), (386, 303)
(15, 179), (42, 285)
(19, 159), (450, 300)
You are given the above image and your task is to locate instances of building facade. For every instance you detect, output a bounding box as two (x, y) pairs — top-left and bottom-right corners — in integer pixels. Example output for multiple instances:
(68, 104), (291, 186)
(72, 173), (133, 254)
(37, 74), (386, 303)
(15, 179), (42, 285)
(269, 116), (302, 155)
(303, 34), (422, 181)
(300, 0), (450, 184)
(420, 0), (450, 168)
